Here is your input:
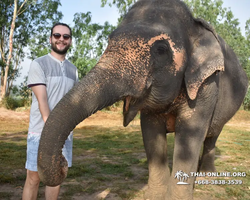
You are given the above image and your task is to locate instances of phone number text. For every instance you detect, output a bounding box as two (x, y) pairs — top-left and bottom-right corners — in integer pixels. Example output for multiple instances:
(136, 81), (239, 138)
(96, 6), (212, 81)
(195, 180), (243, 185)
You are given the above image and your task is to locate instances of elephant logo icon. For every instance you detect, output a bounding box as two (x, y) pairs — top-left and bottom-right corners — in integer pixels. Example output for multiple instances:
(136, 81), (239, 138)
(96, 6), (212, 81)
(174, 170), (190, 185)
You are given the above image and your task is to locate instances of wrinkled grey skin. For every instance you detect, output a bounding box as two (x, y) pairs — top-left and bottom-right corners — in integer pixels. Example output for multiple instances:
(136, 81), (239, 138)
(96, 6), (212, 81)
(37, 0), (248, 199)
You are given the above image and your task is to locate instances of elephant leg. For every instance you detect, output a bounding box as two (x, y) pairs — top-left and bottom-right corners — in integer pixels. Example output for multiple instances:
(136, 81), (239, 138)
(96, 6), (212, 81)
(199, 127), (221, 172)
(166, 119), (206, 200)
(165, 73), (219, 200)
(141, 111), (169, 200)
(167, 104), (218, 198)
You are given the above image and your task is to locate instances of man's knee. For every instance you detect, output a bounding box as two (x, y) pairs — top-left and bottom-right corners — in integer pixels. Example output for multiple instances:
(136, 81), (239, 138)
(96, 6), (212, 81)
(26, 170), (40, 185)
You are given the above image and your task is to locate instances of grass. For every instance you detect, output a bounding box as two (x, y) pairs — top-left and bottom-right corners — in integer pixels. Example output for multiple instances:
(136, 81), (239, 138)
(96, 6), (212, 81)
(0, 109), (249, 199)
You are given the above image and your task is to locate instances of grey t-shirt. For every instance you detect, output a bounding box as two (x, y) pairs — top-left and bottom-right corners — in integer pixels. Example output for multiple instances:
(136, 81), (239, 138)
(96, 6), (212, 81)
(27, 53), (78, 133)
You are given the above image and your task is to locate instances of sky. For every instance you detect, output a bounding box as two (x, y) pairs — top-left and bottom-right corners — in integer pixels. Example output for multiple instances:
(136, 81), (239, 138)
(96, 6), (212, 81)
(15, 0), (250, 85)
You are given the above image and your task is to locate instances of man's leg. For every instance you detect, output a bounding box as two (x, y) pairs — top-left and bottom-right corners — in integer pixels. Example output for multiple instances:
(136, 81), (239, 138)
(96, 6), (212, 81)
(22, 170), (40, 200)
(45, 185), (60, 200)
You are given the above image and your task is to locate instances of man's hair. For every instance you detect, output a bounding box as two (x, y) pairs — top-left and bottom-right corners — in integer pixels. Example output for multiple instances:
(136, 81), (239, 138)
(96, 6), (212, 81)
(50, 22), (72, 37)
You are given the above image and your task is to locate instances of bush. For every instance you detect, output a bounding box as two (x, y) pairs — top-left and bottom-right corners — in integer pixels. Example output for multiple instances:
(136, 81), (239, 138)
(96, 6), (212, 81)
(243, 86), (250, 111)
(2, 97), (24, 110)
(22, 98), (32, 107)
(103, 101), (122, 111)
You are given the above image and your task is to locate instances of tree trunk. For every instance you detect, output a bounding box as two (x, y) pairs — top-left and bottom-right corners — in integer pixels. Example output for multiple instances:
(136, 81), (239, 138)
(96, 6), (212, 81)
(1, 0), (17, 99)
(0, 68), (4, 101)
(0, 27), (6, 101)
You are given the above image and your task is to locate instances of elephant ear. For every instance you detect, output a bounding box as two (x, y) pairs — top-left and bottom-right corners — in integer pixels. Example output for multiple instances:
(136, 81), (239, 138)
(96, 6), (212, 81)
(185, 19), (224, 100)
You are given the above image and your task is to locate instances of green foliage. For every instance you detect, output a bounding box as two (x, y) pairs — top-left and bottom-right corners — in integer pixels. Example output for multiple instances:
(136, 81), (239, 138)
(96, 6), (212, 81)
(243, 86), (250, 111)
(101, 0), (137, 23)
(244, 19), (250, 78)
(184, 0), (225, 26)
(0, 0), (63, 99)
(70, 12), (116, 79)
(14, 76), (32, 108)
(26, 0), (63, 60)
(103, 101), (122, 111)
(1, 76), (31, 110)
(28, 37), (50, 60)
(1, 96), (24, 110)
(19, 76), (31, 100)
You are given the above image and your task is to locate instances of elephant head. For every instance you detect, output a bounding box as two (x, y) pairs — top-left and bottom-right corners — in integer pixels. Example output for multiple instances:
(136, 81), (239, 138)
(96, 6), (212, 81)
(38, 0), (225, 186)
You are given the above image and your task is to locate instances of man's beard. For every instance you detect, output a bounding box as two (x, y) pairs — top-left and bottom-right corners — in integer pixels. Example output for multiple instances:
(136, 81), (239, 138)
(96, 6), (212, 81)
(51, 41), (70, 55)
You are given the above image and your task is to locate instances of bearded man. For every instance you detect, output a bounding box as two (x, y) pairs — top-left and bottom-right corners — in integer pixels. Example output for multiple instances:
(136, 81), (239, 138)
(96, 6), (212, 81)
(22, 23), (78, 200)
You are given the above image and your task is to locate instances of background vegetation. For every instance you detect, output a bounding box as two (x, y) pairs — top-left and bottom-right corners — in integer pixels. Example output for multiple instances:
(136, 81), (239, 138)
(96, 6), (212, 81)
(0, 0), (250, 109)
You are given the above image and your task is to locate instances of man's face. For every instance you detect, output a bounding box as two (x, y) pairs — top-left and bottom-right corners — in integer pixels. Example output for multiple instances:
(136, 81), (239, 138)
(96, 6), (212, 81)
(50, 25), (72, 55)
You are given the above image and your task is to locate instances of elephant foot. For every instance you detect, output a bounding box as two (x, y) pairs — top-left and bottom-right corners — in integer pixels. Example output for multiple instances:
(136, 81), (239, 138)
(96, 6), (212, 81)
(144, 186), (167, 200)
(199, 162), (216, 172)
(165, 185), (193, 200)
(164, 191), (193, 200)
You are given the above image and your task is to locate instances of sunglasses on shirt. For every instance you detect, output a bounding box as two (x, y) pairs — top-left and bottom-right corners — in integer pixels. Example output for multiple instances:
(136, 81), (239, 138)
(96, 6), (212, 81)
(52, 33), (71, 40)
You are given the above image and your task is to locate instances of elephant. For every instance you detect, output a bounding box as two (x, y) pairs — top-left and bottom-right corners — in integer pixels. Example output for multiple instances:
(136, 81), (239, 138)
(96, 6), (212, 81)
(37, 0), (248, 199)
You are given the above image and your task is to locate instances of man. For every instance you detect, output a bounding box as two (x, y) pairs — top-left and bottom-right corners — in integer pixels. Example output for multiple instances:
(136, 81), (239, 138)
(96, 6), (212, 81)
(22, 23), (78, 200)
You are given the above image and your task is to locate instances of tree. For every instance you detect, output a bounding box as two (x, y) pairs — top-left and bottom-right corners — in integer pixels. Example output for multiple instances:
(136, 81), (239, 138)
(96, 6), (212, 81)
(19, 75), (31, 106)
(244, 19), (250, 78)
(0, 0), (18, 100)
(101, 0), (137, 23)
(70, 12), (116, 79)
(0, 0), (62, 101)
(28, 36), (50, 61)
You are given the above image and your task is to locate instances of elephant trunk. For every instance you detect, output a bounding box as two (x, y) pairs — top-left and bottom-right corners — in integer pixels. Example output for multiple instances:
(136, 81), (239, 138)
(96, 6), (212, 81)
(37, 67), (126, 186)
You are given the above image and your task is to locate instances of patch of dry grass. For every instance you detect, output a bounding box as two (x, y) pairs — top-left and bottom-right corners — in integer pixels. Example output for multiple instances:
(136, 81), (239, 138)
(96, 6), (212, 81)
(0, 108), (249, 199)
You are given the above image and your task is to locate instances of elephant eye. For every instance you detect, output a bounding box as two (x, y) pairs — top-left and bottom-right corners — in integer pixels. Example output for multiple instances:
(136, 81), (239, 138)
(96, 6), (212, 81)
(157, 46), (167, 55)
(151, 40), (171, 56)
(150, 40), (173, 66)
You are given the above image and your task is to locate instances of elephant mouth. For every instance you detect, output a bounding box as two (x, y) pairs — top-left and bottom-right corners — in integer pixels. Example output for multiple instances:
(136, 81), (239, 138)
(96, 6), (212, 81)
(124, 96), (132, 112)
(123, 96), (142, 127)
(122, 78), (154, 126)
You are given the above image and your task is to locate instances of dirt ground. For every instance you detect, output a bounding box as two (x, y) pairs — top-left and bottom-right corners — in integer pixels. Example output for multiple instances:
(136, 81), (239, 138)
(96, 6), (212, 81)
(0, 107), (30, 120)
(0, 106), (140, 128)
(0, 106), (249, 200)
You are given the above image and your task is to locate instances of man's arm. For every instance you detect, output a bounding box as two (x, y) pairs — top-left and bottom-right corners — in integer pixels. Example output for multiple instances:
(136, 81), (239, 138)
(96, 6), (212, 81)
(31, 85), (50, 122)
